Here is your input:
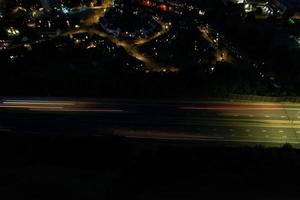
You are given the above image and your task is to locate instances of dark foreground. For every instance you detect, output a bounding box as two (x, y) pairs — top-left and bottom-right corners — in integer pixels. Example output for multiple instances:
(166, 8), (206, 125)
(1, 134), (300, 200)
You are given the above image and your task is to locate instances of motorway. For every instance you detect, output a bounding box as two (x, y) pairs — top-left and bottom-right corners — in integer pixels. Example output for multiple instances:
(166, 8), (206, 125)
(1, 98), (300, 147)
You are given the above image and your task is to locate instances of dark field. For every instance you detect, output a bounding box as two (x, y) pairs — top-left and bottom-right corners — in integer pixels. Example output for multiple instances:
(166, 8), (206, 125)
(0, 134), (300, 200)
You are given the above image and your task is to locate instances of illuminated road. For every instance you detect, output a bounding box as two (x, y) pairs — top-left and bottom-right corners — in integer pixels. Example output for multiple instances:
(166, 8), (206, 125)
(4, 0), (177, 72)
(88, 28), (176, 72)
(67, 2), (177, 72)
(1, 98), (300, 147)
(71, 0), (176, 72)
(198, 25), (233, 63)
(80, 0), (113, 25)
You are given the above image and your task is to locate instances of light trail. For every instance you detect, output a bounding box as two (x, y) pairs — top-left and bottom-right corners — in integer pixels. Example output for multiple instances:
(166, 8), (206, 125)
(0, 105), (64, 109)
(3, 100), (76, 106)
(1, 98), (300, 147)
(29, 109), (125, 112)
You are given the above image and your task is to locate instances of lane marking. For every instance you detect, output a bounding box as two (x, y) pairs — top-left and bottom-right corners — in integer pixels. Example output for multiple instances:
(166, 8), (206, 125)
(281, 116), (287, 118)
(121, 135), (300, 144)
(262, 130), (267, 132)
(119, 134), (225, 140)
(265, 115), (270, 118)
(180, 107), (284, 111)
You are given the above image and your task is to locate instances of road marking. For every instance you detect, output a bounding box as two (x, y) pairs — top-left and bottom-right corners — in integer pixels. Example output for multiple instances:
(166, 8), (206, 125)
(180, 107), (286, 111)
(116, 127), (300, 144)
(279, 130), (284, 133)
(296, 131), (300, 134)
(262, 130), (267, 132)
(297, 116), (300, 119)
(265, 115), (270, 118)
(169, 120), (300, 129)
(281, 116), (287, 118)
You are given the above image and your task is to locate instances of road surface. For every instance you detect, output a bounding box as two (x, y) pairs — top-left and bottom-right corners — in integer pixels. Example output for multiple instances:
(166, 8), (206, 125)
(1, 97), (300, 147)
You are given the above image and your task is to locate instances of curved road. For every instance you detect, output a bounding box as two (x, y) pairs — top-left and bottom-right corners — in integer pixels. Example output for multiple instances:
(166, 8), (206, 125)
(75, 0), (177, 72)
